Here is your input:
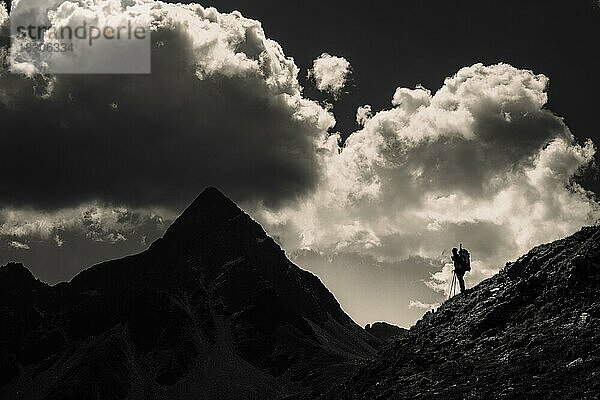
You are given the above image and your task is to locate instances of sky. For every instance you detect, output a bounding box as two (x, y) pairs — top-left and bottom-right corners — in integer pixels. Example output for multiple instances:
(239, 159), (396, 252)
(1, 0), (599, 327)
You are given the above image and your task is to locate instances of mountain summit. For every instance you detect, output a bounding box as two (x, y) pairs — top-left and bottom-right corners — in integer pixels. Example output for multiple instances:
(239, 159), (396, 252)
(0, 187), (378, 400)
(163, 186), (243, 240)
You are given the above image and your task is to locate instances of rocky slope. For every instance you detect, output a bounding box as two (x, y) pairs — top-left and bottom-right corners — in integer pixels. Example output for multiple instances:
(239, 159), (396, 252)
(0, 187), (379, 400)
(330, 226), (600, 399)
(364, 323), (407, 342)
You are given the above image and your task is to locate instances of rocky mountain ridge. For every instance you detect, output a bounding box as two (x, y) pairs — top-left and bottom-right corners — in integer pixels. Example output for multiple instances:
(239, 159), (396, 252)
(329, 226), (600, 399)
(364, 322), (407, 342)
(0, 187), (380, 400)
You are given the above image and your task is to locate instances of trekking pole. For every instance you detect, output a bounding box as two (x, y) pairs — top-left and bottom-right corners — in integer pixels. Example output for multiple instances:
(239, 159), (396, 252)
(453, 272), (457, 297)
(447, 271), (454, 299)
(448, 271), (456, 300)
(452, 271), (458, 297)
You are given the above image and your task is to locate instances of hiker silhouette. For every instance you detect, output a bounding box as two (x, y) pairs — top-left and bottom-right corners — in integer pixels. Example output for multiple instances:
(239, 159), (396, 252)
(451, 244), (471, 294)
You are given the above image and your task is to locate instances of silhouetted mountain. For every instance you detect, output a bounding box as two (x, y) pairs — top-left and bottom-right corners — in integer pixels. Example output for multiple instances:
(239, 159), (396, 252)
(364, 322), (407, 341)
(4, 190), (599, 399)
(0, 187), (380, 400)
(329, 226), (600, 399)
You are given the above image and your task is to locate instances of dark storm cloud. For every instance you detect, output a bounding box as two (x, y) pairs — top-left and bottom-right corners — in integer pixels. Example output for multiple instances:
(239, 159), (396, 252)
(0, 3), (334, 210)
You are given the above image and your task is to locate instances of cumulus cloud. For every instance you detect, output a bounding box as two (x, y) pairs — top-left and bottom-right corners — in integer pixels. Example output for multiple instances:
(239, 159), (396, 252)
(308, 53), (351, 97)
(0, 204), (172, 245)
(0, 0), (335, 210)
(0, 2), (7, 25)
(356, 105), (372, 126)
(9, 240), (30, 250)
(254, 63), (599, 298)
(391, 85), (431, 111)
(0, 203), (172, 282)
(408, 300), (440, 310)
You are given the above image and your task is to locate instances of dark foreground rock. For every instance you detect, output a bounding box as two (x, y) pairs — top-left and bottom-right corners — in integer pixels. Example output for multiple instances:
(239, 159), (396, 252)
(365, 322), (407, 341)
(0, 187), (380, 400)
(329, 226), (600, 399)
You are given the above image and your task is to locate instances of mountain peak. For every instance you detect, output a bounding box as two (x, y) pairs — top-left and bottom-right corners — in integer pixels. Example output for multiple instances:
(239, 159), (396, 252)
(163, 186), (243, 240)
(0, 262), (37, 287)
(1, 187), (378, 399)
(0, 263), (45, 299)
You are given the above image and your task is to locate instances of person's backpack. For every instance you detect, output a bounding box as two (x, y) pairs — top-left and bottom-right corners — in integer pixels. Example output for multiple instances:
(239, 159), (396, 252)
(459, 247), (471, 271)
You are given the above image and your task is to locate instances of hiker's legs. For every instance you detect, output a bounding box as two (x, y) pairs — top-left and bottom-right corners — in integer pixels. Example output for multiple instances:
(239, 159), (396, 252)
(457, 273), (466, 293)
